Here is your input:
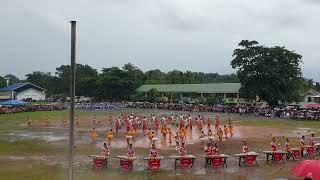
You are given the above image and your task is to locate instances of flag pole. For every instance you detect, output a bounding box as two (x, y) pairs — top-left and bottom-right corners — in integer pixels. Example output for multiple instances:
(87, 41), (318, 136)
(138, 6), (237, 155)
(68, 20), (76, 180)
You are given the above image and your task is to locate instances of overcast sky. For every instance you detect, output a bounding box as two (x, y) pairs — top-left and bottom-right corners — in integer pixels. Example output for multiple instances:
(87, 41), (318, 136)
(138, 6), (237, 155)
(1, 0), (320, 81)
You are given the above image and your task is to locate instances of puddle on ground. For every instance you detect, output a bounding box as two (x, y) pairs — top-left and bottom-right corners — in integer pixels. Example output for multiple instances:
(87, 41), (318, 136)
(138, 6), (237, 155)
(7, 131), (68, 142)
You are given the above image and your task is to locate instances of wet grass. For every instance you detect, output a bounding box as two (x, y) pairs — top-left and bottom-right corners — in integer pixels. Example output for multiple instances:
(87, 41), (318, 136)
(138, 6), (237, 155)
(234, 117), (320, 129)
(0, 139), (65, 155)
(0, 109), (319, 179)
(0, 159), (65, 180)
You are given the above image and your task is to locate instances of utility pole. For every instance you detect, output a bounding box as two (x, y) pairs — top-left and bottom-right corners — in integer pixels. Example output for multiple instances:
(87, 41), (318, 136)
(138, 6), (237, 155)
(68, 20), (76, 180)
(4, 78), (9, 86)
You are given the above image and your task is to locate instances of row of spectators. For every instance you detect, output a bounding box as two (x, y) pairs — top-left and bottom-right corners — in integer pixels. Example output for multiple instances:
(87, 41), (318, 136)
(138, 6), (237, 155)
(0, 104), (65, 114)
(129, 102), (320, 120)
(1, 101), (319, 120)
(75, 102), (129, 110)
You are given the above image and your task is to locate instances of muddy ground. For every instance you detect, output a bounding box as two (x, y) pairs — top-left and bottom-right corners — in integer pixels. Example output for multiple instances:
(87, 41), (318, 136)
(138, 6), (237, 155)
(0, 109), (319, 180)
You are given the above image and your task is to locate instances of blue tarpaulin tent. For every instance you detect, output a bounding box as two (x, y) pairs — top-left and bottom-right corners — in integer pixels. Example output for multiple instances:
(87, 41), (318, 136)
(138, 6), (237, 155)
(0, 100), (30, 106)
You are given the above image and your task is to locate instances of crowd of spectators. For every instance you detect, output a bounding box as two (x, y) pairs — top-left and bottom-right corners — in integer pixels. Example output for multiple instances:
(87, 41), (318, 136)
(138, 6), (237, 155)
(1, 101), (319, 120)
(0, 104), (65, 114)
(75, 102), (129, 110)
(129, 102), (320, 120)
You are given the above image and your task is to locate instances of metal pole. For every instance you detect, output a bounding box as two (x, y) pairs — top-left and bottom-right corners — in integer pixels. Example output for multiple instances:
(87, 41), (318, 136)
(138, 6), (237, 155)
(5, 78), (9, 86)
(69, 20), (76, 180)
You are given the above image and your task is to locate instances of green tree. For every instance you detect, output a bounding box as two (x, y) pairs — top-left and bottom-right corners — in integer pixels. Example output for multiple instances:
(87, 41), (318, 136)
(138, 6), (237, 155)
(145, 69), (166, 84)
(0, 76), (6, 88)
(96, 63), (144, 100)
(231, 40), (303, 107)
(26, 71), (57, 96)
(55, 64), (98, 96)
(315, 82), (320, 92)
(4, 74), (19, 85)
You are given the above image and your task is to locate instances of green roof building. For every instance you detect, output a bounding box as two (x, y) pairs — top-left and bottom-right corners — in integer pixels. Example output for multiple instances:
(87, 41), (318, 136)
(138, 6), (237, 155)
(137, 83), (241, 104)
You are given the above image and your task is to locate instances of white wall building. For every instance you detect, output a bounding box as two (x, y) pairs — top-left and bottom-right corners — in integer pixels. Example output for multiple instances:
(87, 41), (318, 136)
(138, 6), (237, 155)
(0, 83), (46, 101)
(302, 90), (320, 103)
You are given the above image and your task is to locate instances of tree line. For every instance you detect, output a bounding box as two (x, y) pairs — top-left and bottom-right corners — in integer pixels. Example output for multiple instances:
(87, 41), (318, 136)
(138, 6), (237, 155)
(0, 63), (240, 101)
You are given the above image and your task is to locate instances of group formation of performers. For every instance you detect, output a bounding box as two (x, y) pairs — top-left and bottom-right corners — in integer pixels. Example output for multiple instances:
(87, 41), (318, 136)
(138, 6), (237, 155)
(26, 115), (81, 127)
(84, 113), (235, 149)
(26, 113), (235, 154)
(26, 113), (318, 157)
(270, 134), (316, 157)
(89, 113), (237, 164)
(25, 112), (320, 171)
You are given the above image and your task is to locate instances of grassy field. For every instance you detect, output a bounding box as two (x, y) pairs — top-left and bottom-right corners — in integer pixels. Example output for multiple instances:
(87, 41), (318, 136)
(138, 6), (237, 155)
(0, 109), (319, 180)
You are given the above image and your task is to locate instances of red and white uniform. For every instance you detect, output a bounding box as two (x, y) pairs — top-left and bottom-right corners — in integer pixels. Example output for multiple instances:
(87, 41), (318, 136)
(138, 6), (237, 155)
(127, 147), (135, 157)
(285, 142), (290, 152)
(270, 141), (279, 151)
(115, 119), (120, 132)
(179, 119), (184, 130)
(310, 137), (315, 146)
(149, 148), (158, 157)
(212, 146), (220, 155)
(162, 116), (166, 124)
(188, 116), (193, 130)
(214, 118), (219, 130)
(204, 145), (212, 156)
(102, 147), (110, 156)
(300, 139), (305, 151)
(207, 119), (211, 129)
(154, 119), (159, 130)
(142, 119), (147, 132)
(242, 145), (249, 153)
(178, 146), (187, 156)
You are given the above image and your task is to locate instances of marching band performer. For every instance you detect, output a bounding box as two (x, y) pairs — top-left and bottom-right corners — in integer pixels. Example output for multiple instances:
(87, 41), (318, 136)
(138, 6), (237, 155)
(284, 137), (291, 159)
(62, 118), (67, 126)
(204, 141), (212, 156)
(207, 118), (211, 130)
(300, 135), (305, 157)
(214, 115), (220, 131)
(270, 137), (280, 151)
(284, 137), (291, 152)
(179, 126), (187, 143)
(207, 129), (214, 137)
(212, 142), (221, 155)
(161, 125), (167, 139)
(310, 134), (315, 146)
(149, 143), (159, 157)
(142, 117), (147, 133)
(27, 116), (32, 127)
(115, 117), (120, 133)
(92, 115), (97, 126)
(178, 142), (187, 156)
(217, 127), (223, 142)
(109, 113), (113, 125)
(175, 132), (180, 150)
(146, 129), (155, 147)
(223, 125), (229, 139)
(101, 142), (110, 157)
(188, 115), (193, 130)
(127, 143), (135, 157)
(90, 127), (98, 143)
(204, 141), (212, 165)
(242, 140), (249, 153)
(228, 118), (234, 137)
(106, 129), (114, 146)
(168, 128), (174, 144)
(154, 118), (159, 131)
